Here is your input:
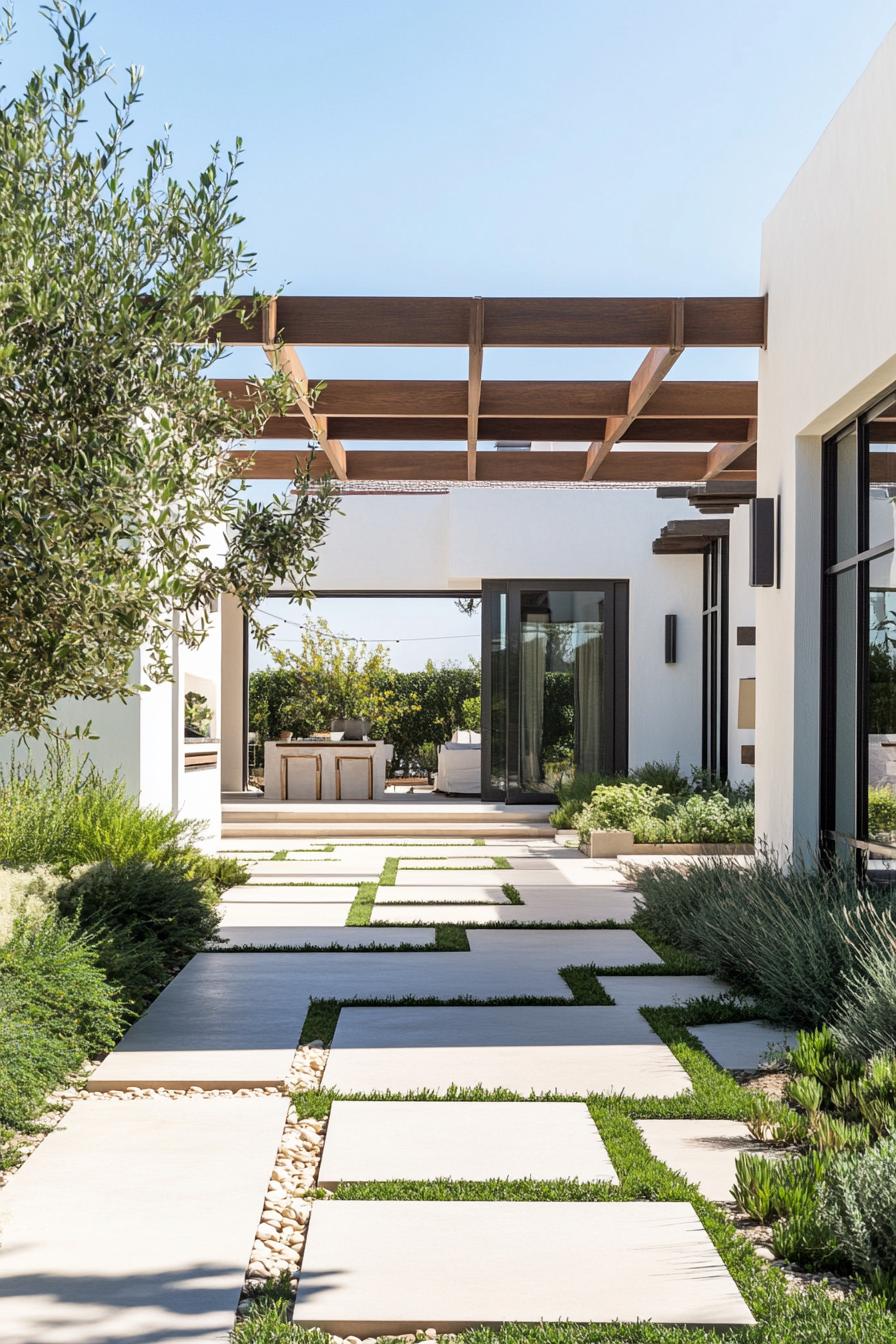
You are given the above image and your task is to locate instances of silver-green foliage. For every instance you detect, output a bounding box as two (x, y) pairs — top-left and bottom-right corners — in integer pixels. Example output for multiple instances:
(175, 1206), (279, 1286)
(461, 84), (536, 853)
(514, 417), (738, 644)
(0, 866), (62, 945)
(634, 850), (895, 1027)
(0, 3), (337, 735)
(816, 1137), (896, 1293)
(834, 901), (896, 1060)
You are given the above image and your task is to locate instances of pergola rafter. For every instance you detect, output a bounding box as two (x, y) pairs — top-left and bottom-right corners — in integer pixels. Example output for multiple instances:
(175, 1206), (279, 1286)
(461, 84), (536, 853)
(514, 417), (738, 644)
(260, 298), (347, 480)
(584, 302), (685, 479)
(214, 294), (766, 484)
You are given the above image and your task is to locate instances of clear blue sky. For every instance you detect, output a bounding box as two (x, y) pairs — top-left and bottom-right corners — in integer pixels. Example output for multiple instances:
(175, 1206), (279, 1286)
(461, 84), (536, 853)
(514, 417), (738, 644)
(6, 1), (894, 666)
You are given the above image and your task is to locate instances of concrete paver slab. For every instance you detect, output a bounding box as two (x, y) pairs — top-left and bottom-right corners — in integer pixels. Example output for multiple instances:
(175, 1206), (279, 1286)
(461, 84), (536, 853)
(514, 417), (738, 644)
(466, 929), (662, 967)
(375, 885), (512, 904)
(0, 1096), (288, 1344)
(691, 1021), (797, 1071)
(394, 868), (623, 887)
(245, 872), (378, 887)
(219, 901), (352, 930)
(218, 923), (435, 948)
(88, 954), (572, 1089)
(370, 904), (524, 925)
(222, 884), (359, 903)
(322, 1006), (691, 1097)
(597, 975), (732, 1008)
(636, 1119), (769, 1201)
(87, 954), (311, 1089)
(292, 1201), (753, 1331)
(317, 1100), (617, 1186)
(370, 894), (637, 925)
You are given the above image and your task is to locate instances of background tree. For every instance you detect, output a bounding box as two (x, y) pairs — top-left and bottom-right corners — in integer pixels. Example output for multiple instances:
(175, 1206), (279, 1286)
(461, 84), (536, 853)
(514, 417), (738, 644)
(0, 2), (337, 736)
(271, 619), (402, 737)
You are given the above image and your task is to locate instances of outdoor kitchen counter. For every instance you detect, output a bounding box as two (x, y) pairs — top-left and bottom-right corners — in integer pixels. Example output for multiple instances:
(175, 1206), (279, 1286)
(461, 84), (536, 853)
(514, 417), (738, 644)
(263, 739), (394, 801)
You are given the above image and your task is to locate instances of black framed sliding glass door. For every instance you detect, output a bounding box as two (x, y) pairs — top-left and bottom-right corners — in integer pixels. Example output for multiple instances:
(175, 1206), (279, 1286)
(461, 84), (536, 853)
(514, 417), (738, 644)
(481, 580), (628, 803)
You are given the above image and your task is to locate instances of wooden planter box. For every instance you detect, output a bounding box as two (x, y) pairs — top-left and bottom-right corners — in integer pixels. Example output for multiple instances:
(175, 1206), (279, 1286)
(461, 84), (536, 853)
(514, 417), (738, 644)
(585, 830), (754, 860)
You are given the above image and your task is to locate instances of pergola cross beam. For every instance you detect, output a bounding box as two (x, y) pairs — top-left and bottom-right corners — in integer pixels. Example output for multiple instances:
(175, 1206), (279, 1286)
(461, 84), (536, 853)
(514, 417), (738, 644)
(260, 299), (347, 480)
(583, 301), (685, 480)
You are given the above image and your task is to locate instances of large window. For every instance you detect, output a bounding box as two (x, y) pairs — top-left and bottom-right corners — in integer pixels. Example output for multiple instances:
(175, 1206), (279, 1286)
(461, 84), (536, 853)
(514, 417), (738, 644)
(481, 581), (628, 803)
(822, 394), (896, 862)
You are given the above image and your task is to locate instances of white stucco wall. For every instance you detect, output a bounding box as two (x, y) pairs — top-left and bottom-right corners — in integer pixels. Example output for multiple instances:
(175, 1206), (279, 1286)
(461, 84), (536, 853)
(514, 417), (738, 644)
(727, 504), (756, 788)
(310, 486), (708, 773)
(757, 23), (896, 852)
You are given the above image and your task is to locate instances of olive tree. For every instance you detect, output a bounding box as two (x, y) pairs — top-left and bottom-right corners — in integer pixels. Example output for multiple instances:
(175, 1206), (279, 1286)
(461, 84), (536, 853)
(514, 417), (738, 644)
(0, 2), (337, 736)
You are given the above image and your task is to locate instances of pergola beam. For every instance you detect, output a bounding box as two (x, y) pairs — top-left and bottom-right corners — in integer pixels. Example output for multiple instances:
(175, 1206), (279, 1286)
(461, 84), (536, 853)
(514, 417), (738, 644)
(230, 448), (715, 484)
(211, 295), (767, 348)
(584, 302), (685, 480)
(467, 298), (484, 480)
(260, 299), (347, 480)
(239, 413), (755, 443)
(216, 377), (758, 420)
(702, 418), (758, 480)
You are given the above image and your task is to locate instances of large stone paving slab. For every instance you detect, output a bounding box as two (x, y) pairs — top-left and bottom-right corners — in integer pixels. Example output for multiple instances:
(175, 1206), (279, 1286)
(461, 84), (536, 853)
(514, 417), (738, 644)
(466, 929), (662, 967)
(223, 884), (359, 903)
(597, 975), (732, 1007)
(0, 1096), (288, 1344)
(219, 901), (353, 932)
(375, 885), (512, 904)
(637, 1119), (769, 1201)
(322, 1006), (691, 1097)
(317, 1100), (617, 1186)
(370, 893), (637, 925)
(394, 868), (622, 887)
(87, 954), (312, 1089)
(691, 1020), (797, 1071)
(371, 904), (525, 925)
(88, 954), (573, 1089)
(291, 1201), (754, 1331)
(218, 921), (435, 948)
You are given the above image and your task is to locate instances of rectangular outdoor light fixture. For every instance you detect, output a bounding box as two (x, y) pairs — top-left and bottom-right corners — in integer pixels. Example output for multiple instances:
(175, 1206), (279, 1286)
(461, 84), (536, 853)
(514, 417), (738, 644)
(664, 614), (677, 664)
(750, 497), (776, 587)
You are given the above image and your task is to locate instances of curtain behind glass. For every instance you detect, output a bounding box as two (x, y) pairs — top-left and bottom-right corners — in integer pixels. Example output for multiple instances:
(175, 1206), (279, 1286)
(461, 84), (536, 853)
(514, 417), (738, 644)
(574, 625), (603, 774)
(520, 620), (547, 788)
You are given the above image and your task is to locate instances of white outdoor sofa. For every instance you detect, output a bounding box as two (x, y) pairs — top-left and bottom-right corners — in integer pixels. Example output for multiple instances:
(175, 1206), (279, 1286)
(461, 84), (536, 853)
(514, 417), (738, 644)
(434, 730), (482, 795)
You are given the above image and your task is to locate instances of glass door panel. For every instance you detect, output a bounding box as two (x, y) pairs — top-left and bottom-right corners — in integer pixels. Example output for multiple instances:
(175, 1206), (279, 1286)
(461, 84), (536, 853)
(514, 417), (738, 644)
(482, 581), (624, 803)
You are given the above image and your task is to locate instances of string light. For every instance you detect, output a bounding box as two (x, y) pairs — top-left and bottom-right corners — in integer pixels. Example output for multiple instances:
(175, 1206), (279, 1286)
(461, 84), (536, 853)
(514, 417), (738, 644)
(255, 606), (479, 646)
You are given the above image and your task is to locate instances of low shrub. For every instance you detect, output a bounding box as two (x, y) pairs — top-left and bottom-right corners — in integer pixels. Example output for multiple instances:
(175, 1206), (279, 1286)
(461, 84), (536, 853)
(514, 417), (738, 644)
(184, 852), (249, 898)
(575, 782), (669, 843)
(56, 859), (220, 1015)
(548, 770), (611, 829)
(574, 776), (753, 846)
(816, 1137), (896, 1299)
(629, 754), (689, 794)
(0, 909), (123, 1150)
(0, 751), (199, 874)
(868, 785), (896, 839)
(834, 901), (896, 1059)
(634, 850), (895, 1028)
(0, 866), (63, 945)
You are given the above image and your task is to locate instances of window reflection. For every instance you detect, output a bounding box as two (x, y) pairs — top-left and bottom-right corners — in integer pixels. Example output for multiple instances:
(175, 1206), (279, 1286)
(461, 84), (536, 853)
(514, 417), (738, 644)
(868, 555), (896, 844)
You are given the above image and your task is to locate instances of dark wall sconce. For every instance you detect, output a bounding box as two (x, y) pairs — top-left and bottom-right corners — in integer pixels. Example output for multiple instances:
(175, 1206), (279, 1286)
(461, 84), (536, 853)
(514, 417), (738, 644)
(750, 497), (776, 587)
(665, 613), (677, 664)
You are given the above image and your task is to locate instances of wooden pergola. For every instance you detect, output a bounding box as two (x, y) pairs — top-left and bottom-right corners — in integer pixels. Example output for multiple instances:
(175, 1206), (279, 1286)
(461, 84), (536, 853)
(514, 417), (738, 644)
(215, 295), (764, 484)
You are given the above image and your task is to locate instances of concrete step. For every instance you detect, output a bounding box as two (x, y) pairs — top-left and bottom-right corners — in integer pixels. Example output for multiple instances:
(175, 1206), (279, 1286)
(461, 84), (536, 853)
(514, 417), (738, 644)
(222, 820), (555, 838)
(221, 799), (555, 839)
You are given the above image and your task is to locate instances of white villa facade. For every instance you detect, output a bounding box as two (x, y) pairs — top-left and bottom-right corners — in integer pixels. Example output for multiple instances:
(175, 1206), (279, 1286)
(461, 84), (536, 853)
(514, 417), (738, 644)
(12, 23), (896, 865)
